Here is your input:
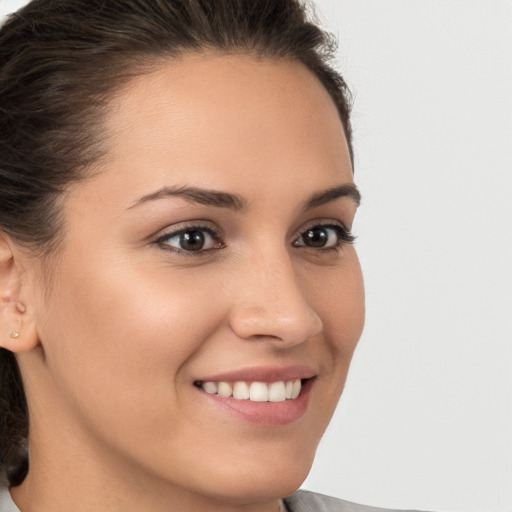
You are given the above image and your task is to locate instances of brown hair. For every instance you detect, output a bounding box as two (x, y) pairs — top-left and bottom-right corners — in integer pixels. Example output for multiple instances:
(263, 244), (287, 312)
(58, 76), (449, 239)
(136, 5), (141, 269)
(0, 0), (353, 487)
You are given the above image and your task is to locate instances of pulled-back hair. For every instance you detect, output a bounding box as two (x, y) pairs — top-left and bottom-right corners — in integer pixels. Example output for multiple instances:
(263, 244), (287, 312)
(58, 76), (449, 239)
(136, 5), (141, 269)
(0, 0), (353, 487)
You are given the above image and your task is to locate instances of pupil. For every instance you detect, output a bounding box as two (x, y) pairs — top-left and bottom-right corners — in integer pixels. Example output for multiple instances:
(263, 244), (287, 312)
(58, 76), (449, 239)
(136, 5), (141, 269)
(180, 230), (205, 251)
(304, 228), (328, 247)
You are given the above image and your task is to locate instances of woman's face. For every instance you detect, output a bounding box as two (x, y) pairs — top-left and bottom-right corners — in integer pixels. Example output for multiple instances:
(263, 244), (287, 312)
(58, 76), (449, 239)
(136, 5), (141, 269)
(24, 55), (364, 504)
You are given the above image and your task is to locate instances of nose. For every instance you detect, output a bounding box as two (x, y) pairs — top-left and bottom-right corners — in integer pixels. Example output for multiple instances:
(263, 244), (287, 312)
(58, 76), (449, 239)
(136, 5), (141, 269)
(228, 251), (323, 347)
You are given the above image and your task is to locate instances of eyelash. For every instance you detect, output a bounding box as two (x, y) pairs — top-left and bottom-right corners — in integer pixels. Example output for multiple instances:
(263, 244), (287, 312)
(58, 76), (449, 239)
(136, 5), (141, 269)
(154, 223), (223, 255)
(294, 222), (356, 254)
(154, 221), (355, 256)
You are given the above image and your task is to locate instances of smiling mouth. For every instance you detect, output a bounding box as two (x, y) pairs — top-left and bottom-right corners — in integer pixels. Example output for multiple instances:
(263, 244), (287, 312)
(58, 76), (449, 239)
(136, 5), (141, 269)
(193, 379), (309, 402)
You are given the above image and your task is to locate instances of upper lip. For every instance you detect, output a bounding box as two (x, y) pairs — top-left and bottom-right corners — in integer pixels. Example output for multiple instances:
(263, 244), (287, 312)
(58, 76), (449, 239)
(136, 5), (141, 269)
(195, 365), (316, 383)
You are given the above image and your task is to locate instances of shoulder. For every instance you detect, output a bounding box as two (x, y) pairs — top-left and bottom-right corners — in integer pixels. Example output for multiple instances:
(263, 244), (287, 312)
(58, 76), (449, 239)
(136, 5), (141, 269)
(0, 484), (19, 512)
(284, 490), (431, 512)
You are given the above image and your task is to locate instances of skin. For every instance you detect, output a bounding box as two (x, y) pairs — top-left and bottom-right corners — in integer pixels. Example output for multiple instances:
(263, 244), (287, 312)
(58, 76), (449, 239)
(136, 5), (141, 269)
(0, 54), (364, 512)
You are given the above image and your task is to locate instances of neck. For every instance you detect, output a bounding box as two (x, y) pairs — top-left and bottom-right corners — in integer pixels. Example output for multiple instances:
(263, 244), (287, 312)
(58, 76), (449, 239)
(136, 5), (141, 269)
(13, 400), (284, 511)
(11, 466), (284, 512)
(11, 428), (286, 512)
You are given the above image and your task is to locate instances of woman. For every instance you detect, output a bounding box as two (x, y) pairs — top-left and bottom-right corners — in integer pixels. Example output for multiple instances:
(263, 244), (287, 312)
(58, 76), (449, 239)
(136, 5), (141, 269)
(0, 1), (420, 511)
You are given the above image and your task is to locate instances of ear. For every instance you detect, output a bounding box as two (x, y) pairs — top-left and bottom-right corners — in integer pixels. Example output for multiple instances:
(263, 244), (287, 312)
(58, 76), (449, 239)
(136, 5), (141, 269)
(0, 231), (39, 353)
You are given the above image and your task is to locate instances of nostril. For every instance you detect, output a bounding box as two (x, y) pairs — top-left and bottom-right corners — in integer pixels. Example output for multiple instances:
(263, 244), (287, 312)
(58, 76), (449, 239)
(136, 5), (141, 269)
(249, 334), (281, 342)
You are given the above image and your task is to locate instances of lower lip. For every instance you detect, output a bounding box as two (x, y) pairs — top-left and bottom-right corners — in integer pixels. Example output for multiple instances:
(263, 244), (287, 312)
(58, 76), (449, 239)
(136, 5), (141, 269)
(196, 379), (314, 426)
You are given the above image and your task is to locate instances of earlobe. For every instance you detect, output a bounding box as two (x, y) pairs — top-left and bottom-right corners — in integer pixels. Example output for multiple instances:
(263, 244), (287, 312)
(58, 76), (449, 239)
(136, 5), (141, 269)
(0, 298), (38, 353)
(0, 232), (40, 353)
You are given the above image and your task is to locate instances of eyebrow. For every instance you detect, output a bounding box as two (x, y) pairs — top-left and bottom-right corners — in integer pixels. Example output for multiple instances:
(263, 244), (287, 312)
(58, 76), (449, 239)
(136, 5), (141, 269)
(304, 183), (361, 209)
(128, 183), (361, 211)
(128, 185), (247, 211)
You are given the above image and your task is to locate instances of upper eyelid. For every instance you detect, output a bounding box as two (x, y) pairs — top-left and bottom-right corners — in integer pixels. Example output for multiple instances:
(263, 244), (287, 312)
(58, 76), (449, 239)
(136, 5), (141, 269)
(151, 219), (353, 247)
(293, 219), (351, 237)
(153, 221), (222, 241)
(154, 218), (348, 233)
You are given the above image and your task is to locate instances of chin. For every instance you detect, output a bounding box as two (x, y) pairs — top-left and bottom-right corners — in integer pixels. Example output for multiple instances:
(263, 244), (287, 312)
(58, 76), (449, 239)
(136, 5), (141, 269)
(193, 446), (316, 505)
(204, 472), (309, 506)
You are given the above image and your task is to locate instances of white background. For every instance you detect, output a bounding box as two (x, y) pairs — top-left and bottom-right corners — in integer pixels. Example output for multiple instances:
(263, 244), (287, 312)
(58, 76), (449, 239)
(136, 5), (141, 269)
(1, 1), (511, 511)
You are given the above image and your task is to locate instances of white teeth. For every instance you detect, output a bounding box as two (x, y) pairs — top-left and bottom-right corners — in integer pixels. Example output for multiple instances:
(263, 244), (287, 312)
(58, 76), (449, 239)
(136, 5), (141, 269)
(250, 382), (269, 402)
(291, 379), (301, 399)
(285, 381), (293, 399)
(233, 381), (250, 399)
(269, 381), (286, 402)
(200, 379), (303, 402)
(217, 382), (232, 397)
(203, 381), (218, 394)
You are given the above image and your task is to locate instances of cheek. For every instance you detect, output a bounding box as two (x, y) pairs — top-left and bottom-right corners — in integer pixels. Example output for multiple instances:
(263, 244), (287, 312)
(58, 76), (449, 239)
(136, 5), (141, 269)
(36, 255), (224, 435)
(298, 249), (364, 412)
(306, 248), (365, 355)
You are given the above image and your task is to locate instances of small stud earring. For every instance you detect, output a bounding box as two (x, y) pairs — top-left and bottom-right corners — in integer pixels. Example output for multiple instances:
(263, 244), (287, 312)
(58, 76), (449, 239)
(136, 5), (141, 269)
(10, 331), (19, 339)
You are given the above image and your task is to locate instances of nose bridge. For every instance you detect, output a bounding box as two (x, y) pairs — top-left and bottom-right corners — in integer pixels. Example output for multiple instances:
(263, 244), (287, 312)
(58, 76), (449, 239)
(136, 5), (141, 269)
(229, 244), (322, 344)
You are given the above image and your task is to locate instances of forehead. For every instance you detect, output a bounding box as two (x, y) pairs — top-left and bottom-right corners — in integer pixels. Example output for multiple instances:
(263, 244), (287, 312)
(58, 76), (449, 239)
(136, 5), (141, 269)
(109, 53), (343, 130)
(89, 54), (353, 205)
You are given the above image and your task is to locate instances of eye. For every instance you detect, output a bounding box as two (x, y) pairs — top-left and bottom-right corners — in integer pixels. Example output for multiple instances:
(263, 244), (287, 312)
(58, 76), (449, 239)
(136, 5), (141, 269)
(293, 223), (355, 250)
(156, 226), (222, 253)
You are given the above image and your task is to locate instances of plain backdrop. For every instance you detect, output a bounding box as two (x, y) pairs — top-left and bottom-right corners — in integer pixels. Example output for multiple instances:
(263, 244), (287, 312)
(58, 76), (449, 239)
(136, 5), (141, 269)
(1, 1), (511, 511)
